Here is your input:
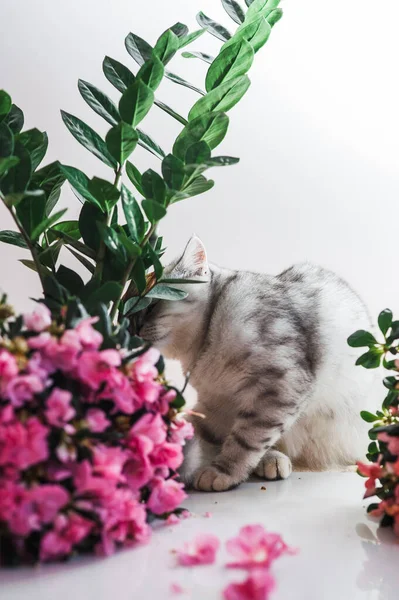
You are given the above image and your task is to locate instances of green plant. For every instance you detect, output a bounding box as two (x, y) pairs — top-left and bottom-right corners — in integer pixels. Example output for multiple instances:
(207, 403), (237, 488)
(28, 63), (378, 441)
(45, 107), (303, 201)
(0, 0), (283, 329)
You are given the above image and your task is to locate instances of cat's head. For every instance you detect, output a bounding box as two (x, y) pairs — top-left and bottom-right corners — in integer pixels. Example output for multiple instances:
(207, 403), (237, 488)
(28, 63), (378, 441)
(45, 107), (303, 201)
(137, 235), (210, 356)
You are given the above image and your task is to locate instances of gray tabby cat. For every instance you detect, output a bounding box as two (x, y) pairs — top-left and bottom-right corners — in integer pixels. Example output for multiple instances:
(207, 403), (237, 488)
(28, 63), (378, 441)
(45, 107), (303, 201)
(139, 236), (376, 492)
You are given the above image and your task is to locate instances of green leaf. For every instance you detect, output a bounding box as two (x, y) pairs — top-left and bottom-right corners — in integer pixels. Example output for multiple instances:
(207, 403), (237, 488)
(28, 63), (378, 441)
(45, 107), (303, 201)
(360, 411), (379, 423)
(136, 56), (165, 91)
(137, 129), (166, 159)
(164, 71), (205, 96)
(18, 129), (48, 171)
(4, 104), (24, 134)
(59, 164), (100, 207)
(86, 281), (122, 308)
(355, 349), (382, 369)
(196, 11), (232, 42)
(154, 100), (187, 125)
(162, 154), (185, 191)
(79, 201), (106, 251)
(124, 296), (151, 316)
(182, 155), (239, 182)
(142, 169), (166, 204)
(189, 75), (250, 120)
(206, 40), (254, 92)
(147, 244), (163, 279)
(0, 91), (12, 118)
(160, 277), (207, 285)
(31, 161), (65, 216)
(131, 257), (147, 294)
(20, 259), (46, 274)
(173, 112), (229, 161)
(105, 122), (138, 165)
(227, 16), (271, 53)
(246, 0), (277, 16)
(39, 239), (62, 269)
(78, 80), (120, 126)
(53, 230), (96, 259)
(124, 201), (149, 243)
(0, 121), (14, 158)
(103, 56), (135, 93)
(31, 208), (67, 242)
(116, 226), (142, 257)
(267, 8), (283, 27)
(168, 22), (189, 39)
(368, 441), (379, 454)
(170, 175), (214, 203)
(48, 220), (80, 242)
(222, 0), (245, 24)
(347, 330), (378, 348)
(153, 29), (180, 65)
(182, 51), (214, 64)
(185, 141), (211, 164)
(97, 223), (127, 260)
(179, 29), (205, 49)
(126, 161), (145, 196)
(0, 230), (28, 248)
(16, 192), (46, 237)
(0, 156), (19, 178)
(61, 111), (117, 168)
(56, 265), (84, 296)
(65, 245), (95, 274)
(383, 376), (397, 390)
(125, 33), (152, 66)
(146, 284), (188, 301)
(142, 199), (167, 223)
(378, 309), (393, 336)
(87, 177), (120, 212)
(1, 141), (31, 196)
(119, 80), (154, 127)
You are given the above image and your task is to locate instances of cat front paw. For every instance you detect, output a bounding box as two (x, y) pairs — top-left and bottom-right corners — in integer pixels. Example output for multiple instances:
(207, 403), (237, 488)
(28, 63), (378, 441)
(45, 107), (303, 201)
(193, 466), (239, 492)
(254, 450), (292, 480)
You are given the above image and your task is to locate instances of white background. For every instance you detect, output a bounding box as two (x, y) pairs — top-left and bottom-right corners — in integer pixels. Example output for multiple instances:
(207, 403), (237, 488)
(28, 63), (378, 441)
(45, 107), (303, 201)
(1, 0), (398, 320)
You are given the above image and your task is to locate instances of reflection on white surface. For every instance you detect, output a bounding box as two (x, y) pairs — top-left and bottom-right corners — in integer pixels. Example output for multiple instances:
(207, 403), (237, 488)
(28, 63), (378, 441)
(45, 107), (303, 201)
(1, 473), (398, 600)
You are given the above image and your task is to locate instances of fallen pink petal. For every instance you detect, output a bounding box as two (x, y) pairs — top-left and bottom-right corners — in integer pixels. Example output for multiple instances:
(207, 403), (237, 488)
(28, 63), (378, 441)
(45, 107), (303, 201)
(170, 582), (185, 595)
(226, 524), (297, 569)
(166, 514), (180, 526)
(204, 511), (212, 518)
(176, 533), (220, 566)
(223, 569), (276, 600)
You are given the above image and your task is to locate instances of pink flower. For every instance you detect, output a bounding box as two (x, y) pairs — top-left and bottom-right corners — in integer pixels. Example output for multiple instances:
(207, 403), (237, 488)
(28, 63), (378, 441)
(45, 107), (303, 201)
(29, 485), (70, 524)
(77, 349), (121, 389)
(73, 460), (115, 498)
(92, 444), (127, 482)
(378, 432), (399, 457)
(86, 408), (110, 432)
(40, 512), (93, 561)
(175, 533), (220, 566)
(147, 478), (187, 515)
(6, 374), (44, 407)
(23, 303), (52, 332)
(0, 350), (19, 395)
(170, 418), (194, 446)
(223, 569), (276, 600)
(0, 416), (48, 469)
(53, 330), (82, 371)
(131, 413), (167, 447)
(75, 317), (103, 350)
(27, 352), (54, 381)
(100, 370), (136, 414)
(151, 442), (184, 472)
(124, 435), (154, 491)
(226, 525), (296, 569)
(357, 461), (384, 498)
(45, 388), (75, 428)
(166, 514), (180, 526)
(130, 348), (162, 404)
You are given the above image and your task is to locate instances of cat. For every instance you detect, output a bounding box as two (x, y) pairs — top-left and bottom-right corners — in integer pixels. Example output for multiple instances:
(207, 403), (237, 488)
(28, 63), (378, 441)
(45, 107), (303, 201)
(138, 236), (377, 492)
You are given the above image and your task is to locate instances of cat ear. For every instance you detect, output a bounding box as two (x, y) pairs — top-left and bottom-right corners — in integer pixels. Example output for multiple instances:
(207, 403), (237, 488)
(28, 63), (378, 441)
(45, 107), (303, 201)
(180, 235), (208, 277)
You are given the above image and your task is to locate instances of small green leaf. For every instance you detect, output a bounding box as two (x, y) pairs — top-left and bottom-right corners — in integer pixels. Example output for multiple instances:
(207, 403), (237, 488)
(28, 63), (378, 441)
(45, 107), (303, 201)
(31, 161), (65, 216)
(119, 80), (154, 127)
(65, 245), (95, 274)
(0, 230), (28, 248)
(164, 71), (205, 96)
(162, 154), (185, 191)
(53, 230), (96, 259)
(168, 22), (189, 39)
(56, 264), (84, 296)
(222, 0), (245, 24)
(98, 223), (127, 261)
(170, 175), (214, 203)
(16, 192), (46, 237)
(267, 8), (283, 27)
(0, 121), (14, 158)
(142, 199), (167, 223)
(123, 296), (151, 316)
(355, 349), (382, 369)
(173, 112), (229, 161)
(383, 376), (397, 390)
(196, 11), (232, 42)
(0, 156), (19, 178)
(136, 56), (165, 91)
(0, 91), (12, 118)
(18, 129), (48, 171)
(4, 104), (24, 134)
(87, 177), (120, 212)
(154, 100), (187, 126)
(79, 202), (106, 251)
(125, 33), (153, 66)
(185, 141), (211, 164)
(360, 411), (379, 423)
(153, 29), (180, 65)
(368, 441), (379, 454)
(48, 220), (80, 242)
(0, 142), (31, 195)
(59, 164), (100, 207)
(206, 40), (254, 92)
(126, 161), (145, 196)
(31, 208), (68, 242)
(227, 15), (271, 53)
(137, 129), (166, 159)
(189, 75), (250, 120)
(61, 111), (117, 168)
(39, 239), (62, 269)
(142, 169), (166, 204)
(181, 51), (214, 64)
(106, 122), (138, 165)
(146, 284), (188, 301)
(147, 244), (164, 280)
(348, 330), (378, 348)
(178, 29), (205, 49)
(86, 281), (123, 308)
(116, 227), (142, 257)
(103, 56), (135, 93)
(131, 257), (147, 294)
(78, 80), (120, 126)
(378, 309), (393, 336)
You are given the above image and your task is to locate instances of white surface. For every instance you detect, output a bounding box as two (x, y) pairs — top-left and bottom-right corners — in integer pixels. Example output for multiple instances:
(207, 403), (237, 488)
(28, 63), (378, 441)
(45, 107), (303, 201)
(1, 0), (399, 317)
(1, 472), (398, 600)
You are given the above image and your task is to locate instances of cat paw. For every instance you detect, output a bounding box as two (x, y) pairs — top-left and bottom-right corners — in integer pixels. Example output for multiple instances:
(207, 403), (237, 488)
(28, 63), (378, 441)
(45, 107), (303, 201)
(254, 450), (292, 480)
(193, 466), (238, 492)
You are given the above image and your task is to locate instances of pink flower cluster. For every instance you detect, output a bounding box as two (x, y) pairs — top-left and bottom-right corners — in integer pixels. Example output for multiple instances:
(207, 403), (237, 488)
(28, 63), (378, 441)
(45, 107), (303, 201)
(172, 525), (296, 600)
(0, 303), (193, 564)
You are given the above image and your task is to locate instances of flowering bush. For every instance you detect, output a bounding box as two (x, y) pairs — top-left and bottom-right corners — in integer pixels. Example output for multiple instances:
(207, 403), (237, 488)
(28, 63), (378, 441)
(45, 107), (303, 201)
(348, 309), (399, 535)
(0, 300), (193, 565)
